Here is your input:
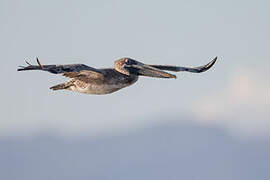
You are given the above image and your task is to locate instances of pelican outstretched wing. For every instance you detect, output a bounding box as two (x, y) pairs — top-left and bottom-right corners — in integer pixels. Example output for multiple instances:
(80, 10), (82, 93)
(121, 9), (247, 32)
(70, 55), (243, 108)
(149, 57), (217, 73)
(62, 70), (105, 82)
(17, 58), (103, 75)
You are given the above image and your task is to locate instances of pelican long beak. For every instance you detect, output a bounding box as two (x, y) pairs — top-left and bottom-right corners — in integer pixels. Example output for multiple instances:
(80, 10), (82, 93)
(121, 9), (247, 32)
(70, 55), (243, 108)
(126, 63), (177, 79)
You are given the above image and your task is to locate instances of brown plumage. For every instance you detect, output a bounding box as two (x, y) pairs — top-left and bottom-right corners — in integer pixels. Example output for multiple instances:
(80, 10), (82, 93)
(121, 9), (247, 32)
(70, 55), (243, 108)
(18, 57), (217, 95)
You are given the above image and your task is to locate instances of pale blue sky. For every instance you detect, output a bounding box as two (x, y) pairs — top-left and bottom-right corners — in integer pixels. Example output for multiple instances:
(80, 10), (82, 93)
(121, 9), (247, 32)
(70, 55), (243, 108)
(0, 0), (269, 138)
(1, 0), (270, 138)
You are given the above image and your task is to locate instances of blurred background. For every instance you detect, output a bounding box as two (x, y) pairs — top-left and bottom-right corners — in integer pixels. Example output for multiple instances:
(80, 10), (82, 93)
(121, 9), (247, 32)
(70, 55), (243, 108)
(1, 0), (269, 179)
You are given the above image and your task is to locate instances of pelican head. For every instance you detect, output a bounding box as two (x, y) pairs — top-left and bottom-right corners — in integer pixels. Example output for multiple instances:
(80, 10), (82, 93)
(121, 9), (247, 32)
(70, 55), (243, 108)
(114, 58), (176, 78)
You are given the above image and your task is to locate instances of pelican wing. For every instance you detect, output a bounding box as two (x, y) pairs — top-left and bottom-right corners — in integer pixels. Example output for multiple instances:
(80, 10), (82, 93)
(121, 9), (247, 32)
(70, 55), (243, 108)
(149, 57), (217, 73)
(63, 70), (105, 83)
(17, 58), (103, 75)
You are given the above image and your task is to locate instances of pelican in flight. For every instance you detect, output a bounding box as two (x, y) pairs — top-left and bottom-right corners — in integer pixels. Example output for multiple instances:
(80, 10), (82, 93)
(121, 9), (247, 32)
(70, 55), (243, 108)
(18, 57), (217, 95)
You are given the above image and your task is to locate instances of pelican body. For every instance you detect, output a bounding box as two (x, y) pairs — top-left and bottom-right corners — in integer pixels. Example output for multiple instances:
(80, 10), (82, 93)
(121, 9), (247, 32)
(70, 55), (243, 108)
(18, 57), (217, 95)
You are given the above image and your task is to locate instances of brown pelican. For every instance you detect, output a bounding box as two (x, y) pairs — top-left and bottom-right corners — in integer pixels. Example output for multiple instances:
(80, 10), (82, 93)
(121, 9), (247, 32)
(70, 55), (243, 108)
(18, 57), (217, 95)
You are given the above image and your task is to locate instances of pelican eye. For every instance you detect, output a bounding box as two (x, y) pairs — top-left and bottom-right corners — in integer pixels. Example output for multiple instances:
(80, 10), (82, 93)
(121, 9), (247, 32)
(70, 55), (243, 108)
(125, 59), (134, 65)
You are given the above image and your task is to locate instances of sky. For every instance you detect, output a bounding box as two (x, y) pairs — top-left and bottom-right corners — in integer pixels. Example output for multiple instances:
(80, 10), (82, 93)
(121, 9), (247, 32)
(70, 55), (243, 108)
(1, 0), (270, 179)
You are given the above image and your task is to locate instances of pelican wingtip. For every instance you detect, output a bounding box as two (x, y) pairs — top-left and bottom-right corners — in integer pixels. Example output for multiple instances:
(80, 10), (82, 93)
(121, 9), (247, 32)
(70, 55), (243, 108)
(205, 56), (218, 70)
(36, 57), (43, 69)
